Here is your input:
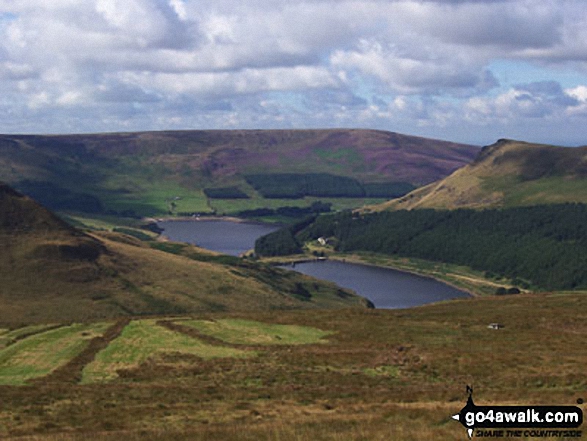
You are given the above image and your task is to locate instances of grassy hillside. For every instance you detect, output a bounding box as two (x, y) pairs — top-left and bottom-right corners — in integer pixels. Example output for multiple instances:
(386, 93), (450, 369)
(374, 139), (587, 211)
(0, 130), (478, 217)
(0, 292), (585, 439)
(0, 183), (370, 324)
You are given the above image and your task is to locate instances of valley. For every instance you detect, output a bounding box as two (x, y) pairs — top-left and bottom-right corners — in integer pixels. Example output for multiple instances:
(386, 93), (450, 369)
(3, 0), (587, 438)
(0, 131), (586, 440)
(0, 183), (370, 324)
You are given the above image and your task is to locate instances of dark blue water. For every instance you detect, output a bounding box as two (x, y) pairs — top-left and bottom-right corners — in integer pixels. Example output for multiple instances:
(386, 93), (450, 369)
(157, 219), (470, 308)
(157, 219), (280, 256)
(286, 260), (469, 309)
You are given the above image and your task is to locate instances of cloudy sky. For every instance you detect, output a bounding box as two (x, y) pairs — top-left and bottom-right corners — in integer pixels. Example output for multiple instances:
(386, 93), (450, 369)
(1, 0), (587, 145)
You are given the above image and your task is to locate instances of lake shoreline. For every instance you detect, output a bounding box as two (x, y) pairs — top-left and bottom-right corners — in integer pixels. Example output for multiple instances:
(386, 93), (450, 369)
(154, 217), (281, 257)
(153, 216), (486, 303)
(149, 215), (250, 223)
(327, 254), (479, 298)
(273, 254), (476, 299)
(149, 215), (288, 229)
(260, 254), (484, 297)
(281, 258), (470, 308)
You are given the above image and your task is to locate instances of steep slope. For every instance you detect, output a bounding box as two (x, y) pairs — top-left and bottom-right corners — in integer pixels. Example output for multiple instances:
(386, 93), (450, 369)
(0, 130), (479, 216)
(0, 181), (107, 283)
(374, 139), (587, 211)
(0, 184), (369, 324)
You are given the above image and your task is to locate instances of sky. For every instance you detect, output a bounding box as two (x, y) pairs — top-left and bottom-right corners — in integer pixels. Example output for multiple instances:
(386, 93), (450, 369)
(1, 0), (587, 146)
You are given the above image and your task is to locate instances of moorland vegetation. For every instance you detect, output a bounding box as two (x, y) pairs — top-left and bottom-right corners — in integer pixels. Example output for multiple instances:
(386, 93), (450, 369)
(0, 129), (477, 218)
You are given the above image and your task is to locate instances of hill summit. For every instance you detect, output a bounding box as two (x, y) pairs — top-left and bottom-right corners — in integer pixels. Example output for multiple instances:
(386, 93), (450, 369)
(0, 181), (106, 272)
(374, 139), (587, 211)
(1, 182), (77, 233)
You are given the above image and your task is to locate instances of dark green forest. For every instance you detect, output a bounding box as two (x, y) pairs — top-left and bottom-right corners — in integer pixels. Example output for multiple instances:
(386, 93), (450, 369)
(255, 204), (587, 291)
(203, 186), (250, 199)
(14, 180), (104, 213)
(238, 201), (331, 219)
(254, 216), (318, 256)
(245, 173), (415, 199)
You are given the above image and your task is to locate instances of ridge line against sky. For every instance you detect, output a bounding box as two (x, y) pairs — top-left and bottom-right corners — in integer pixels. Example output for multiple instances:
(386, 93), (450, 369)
(1, 0), (587, 146)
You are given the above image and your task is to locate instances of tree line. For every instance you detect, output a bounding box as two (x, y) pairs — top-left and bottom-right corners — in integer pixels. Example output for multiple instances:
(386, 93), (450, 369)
(256, 204), (587, 291)
(238, 201), (331, 219)
(245, 173), (415, 199)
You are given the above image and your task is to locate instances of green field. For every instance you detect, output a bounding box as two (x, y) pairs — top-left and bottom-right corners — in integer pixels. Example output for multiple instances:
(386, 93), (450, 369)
(0, 318), (340, 388)
(0, 323), (110, 385)
(99, 182), (212, 217)
(177, 318), (332, 345)
(81, 319), (251, 383)
(0, 324), (61, 349)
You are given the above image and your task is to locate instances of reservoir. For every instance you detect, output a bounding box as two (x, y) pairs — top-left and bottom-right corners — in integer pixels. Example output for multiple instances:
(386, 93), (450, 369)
(158, 219), (281, 256)
(285, 260), (469, 309)
(157, 219), (470, 308)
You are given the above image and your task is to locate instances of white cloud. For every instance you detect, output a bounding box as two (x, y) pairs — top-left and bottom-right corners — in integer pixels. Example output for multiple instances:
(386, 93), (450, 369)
(125, 65), (340, 98)
(565, 85), (587, 116)
(0, 61), (35, 80)
(28, 91), (50, 109)
(464, 80), (584, 123)
(0, 0), (586, 145)
(56, 90), (85, 106)
(567, 85), (587, 101)
(420, 1), (563, 49)
(331, 39), (498, 95)
(169, 0), (187, 21)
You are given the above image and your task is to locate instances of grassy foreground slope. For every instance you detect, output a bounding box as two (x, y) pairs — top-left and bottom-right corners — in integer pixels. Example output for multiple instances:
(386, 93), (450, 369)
(374, 139), (587, 211)
(0, 183), (369, 324)
(81, 319), (251, 384)
(0, 322), (111, 385)
(0, 292), (585, 440)
(0, 129), (478, 216)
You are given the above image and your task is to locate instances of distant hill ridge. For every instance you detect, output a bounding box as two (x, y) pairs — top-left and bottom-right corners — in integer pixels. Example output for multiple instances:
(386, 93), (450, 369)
(374, 139), (587, 211)
(0, 129), (478, 184)
(0, 129), (479, 216)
